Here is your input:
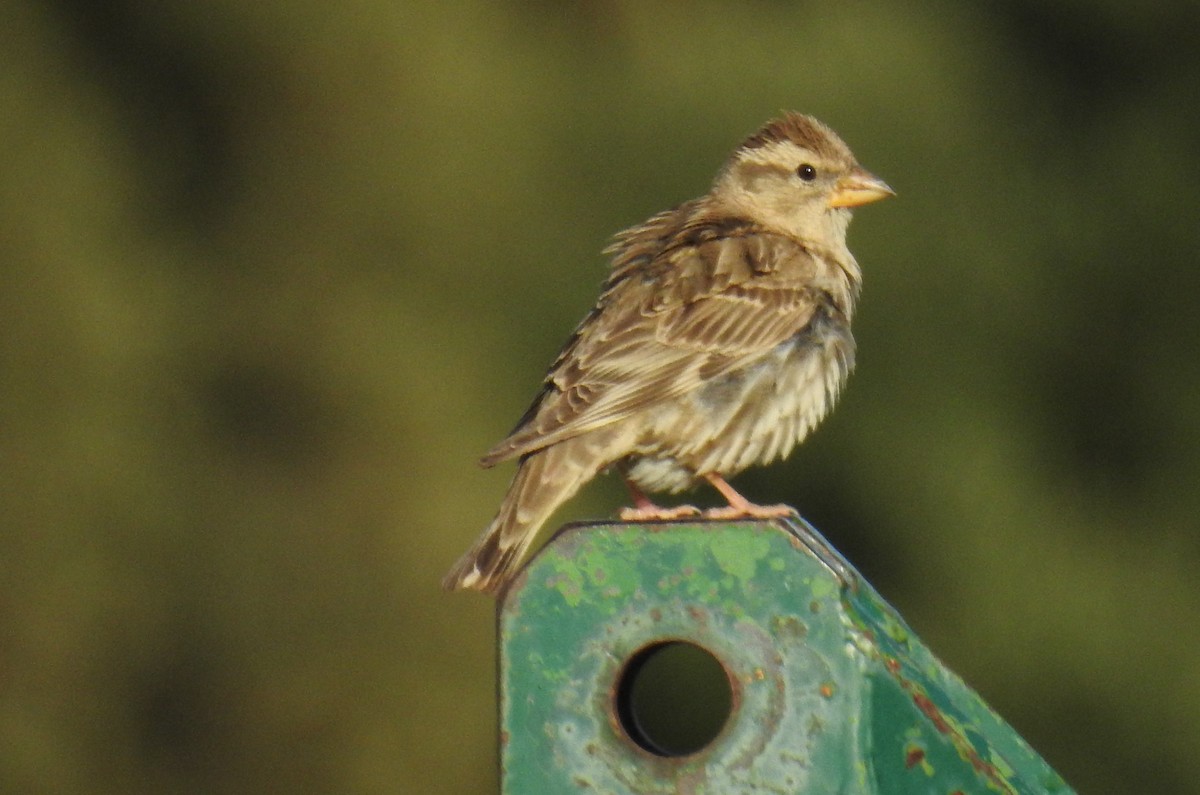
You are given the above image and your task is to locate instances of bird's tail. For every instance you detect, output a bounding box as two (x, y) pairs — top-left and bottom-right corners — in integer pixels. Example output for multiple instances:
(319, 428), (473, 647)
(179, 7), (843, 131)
(442, 433), (616, 595)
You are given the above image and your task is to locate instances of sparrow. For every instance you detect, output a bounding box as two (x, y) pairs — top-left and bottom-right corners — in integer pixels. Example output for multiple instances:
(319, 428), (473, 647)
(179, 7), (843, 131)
(443, 112), (893, 595)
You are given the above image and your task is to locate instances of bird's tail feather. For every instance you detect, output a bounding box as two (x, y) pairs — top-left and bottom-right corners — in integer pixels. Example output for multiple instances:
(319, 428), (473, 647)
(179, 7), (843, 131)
(442, 433), (617, 595)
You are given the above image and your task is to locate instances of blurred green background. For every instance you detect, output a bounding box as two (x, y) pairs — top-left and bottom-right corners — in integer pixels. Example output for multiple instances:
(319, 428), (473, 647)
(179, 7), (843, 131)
(2, 1), (1197, 793)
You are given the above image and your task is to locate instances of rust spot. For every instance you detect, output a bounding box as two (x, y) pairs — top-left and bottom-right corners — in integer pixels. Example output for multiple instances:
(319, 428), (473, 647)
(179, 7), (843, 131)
(818, 682), (835, 698)
(910, 689), (1003, 784)
(875, 650), (1011, 791)
(500, 730), (510, 747)
(904, 745), (925, 768)
(650, 608), (662, 622)
(770, 615), (807, 639)
(912, 692), (952, 734)
(965, 749), (1003, 780)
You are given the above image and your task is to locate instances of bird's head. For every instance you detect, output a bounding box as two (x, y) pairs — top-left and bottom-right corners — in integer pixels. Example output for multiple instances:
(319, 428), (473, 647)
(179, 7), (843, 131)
(713, 112), (893, 244)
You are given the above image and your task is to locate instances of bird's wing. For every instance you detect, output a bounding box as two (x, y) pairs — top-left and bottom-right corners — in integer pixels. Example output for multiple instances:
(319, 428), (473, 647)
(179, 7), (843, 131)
(481, 228), (827, 466)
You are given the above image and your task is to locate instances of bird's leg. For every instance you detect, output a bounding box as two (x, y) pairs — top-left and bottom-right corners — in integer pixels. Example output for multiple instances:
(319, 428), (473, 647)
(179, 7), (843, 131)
(618, 475), (700, 522)
(702, 473), (794, 520)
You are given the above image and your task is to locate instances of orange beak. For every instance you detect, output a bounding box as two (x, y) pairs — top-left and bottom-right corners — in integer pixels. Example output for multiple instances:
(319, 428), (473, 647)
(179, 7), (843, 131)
(828, 168), (895, 208)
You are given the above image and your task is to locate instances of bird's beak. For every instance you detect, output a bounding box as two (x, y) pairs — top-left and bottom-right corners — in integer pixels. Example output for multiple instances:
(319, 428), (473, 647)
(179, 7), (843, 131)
(828, 169), (895, 208)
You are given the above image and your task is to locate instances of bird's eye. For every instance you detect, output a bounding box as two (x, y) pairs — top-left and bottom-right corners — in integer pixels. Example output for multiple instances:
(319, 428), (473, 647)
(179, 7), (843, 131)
(796, 164), (817, 182)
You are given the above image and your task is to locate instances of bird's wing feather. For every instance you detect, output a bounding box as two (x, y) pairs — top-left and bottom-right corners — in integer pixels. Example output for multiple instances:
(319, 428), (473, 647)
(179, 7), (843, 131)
(481, 227), (823, 465)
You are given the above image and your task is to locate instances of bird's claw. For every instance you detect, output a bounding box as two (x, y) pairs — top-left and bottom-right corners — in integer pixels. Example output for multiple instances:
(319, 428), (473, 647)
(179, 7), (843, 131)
(703, 503), (795, 521)
(619, 504), (702, 522)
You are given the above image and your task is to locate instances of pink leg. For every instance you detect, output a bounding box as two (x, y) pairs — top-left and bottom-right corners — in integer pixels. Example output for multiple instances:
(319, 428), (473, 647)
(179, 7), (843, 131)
(618, 476), (700, 522)
(702, 473), (793, 520)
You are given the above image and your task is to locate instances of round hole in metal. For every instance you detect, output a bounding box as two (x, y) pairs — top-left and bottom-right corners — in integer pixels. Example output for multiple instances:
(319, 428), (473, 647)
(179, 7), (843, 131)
(614, 640), (733, 757)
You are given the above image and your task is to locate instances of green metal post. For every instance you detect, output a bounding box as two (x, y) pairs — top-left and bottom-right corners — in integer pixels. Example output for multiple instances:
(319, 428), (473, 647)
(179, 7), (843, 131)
(498, 516), (1074, 794)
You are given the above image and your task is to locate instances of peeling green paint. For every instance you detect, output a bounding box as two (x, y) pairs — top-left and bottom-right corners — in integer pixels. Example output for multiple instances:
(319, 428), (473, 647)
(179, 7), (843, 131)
(709, 530), (771, 583)
(499, 518), (1075, 794)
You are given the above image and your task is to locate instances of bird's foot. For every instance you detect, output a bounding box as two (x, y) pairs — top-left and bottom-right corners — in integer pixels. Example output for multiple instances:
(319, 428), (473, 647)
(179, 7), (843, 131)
(703, 502), (795, 521)
(700, 473), (795, 521)
(619, 471), (700, 522)
(619, 503), (701, 522)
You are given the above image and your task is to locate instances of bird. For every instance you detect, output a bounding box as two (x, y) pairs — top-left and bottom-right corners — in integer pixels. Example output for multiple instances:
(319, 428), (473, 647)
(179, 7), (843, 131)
(443, 112), (893, 595)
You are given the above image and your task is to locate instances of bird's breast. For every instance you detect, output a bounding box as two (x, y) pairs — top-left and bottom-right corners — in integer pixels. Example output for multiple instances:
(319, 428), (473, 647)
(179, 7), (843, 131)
(626, 307), (855, 493)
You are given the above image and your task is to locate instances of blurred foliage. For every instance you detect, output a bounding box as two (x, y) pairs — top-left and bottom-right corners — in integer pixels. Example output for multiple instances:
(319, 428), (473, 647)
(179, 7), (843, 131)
(1, 1), (1197, 793)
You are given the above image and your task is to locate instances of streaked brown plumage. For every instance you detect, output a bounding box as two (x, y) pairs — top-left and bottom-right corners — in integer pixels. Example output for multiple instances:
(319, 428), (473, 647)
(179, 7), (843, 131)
(444, 113), (893, 595)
